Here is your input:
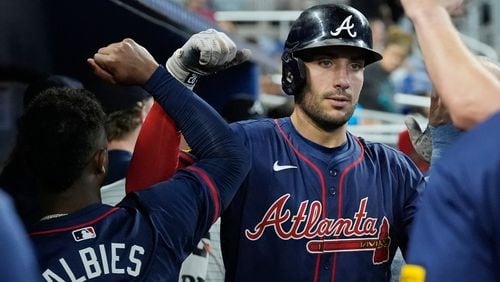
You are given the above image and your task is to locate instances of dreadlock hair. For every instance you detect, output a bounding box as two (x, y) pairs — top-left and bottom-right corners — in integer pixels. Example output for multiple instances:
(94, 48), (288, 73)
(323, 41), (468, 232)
(18, 87), (106, 193)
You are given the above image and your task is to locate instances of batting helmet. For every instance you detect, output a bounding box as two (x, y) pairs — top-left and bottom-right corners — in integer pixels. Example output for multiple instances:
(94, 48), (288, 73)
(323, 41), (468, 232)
(281, 4), (383, 95)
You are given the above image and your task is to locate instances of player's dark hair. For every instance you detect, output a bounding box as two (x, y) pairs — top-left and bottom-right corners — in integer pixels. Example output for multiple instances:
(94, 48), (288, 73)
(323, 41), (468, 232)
(18, 87), (106, 193)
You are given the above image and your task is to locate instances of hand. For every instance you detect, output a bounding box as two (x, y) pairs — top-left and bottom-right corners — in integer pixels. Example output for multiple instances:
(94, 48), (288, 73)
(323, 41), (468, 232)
(166, 29), (252, 88)
(404, 116), (432, 163)
(88, 38), (159, 85)
(429, 88), (452, 127)
(401, 0), (465, 18)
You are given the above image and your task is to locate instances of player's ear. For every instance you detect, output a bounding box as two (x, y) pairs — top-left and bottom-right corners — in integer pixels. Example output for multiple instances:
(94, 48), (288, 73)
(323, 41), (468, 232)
(95, 148), (108, 176)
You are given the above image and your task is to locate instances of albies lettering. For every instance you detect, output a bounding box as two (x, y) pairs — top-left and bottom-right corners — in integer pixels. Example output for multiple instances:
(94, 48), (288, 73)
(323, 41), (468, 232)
(42, 243), (145, 281)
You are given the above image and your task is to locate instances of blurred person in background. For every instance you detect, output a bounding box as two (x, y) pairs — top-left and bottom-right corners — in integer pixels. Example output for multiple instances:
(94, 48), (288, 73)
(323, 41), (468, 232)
(185, 0), (216, 22)
(359, 25), (413, 113)
(95, 85), (153, 205)
(185, 0), (236, 32)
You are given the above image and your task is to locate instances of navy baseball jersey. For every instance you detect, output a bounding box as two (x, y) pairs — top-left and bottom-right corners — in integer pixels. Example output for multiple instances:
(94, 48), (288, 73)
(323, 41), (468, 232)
(28, 67), (250, 282)
(406, 112), (500, 282)
(222, 117), (425, 282)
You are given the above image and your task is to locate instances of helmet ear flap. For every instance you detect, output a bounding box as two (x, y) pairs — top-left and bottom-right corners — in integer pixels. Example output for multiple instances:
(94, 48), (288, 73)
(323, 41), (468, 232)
(281, 51), (307, 96)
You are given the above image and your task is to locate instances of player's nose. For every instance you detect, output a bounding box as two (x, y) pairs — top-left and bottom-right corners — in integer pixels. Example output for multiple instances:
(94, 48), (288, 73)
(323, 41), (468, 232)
(333, 66), (350, 90)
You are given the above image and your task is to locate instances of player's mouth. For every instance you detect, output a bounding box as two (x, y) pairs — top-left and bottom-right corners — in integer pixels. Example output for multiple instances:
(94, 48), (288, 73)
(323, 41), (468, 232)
(325, 95), (350, 108)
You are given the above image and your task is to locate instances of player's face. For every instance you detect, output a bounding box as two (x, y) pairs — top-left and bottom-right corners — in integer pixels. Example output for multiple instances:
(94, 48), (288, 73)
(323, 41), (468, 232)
(298, 47), (364, 131)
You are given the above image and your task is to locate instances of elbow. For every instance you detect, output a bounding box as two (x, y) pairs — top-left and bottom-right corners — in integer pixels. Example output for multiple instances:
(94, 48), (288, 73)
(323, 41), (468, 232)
(450, 112), (476, 130)
(449, 102), (499, 130)
(446, 97), (488, 130)
(450, 108), (491, 130)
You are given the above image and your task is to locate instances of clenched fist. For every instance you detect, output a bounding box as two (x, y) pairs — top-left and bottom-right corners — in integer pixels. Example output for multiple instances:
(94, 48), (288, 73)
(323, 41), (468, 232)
(88, 38), (159, 85)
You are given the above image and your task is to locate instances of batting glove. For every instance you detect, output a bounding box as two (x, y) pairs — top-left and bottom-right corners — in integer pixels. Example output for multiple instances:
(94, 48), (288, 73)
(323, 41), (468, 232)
(404, 116), (432, 163)
(166, 29), (252, 89)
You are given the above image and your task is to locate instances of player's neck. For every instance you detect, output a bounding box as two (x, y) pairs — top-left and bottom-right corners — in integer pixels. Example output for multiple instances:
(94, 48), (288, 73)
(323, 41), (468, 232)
(40, 187), (99, 219)
(39, 166), (103, 219)
(290, 111), (347, 148)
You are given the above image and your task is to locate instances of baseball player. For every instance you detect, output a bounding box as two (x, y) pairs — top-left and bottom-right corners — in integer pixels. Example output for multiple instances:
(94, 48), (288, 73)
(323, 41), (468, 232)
(220, 5), (424, 281)
(23, 37), (251, 281)
(397, 0), (500, 280)
(128, 4), (426, 281)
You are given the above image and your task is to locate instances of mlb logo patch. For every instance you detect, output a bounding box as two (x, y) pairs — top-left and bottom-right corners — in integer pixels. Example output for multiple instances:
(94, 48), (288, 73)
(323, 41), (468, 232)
(72, 227), (96, 242)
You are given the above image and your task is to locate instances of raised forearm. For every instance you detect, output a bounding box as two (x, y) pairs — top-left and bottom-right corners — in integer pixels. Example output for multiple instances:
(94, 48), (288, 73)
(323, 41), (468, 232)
(409, 7), (500, 129)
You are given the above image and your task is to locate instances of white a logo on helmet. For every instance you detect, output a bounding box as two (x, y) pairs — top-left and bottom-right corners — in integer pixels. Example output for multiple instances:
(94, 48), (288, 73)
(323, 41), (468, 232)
(330, 15), (357, 38)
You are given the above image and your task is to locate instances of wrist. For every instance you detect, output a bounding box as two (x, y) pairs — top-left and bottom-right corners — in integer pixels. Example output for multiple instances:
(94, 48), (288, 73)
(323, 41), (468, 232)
(143, 66), (169, 93)
(408, 6), (448, 26)
(141, 62), (160, 85)
(166, 57), (198, 89)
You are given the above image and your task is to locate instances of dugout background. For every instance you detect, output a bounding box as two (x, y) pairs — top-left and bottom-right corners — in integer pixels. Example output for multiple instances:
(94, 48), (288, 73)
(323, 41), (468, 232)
(0, 0), (277, 164)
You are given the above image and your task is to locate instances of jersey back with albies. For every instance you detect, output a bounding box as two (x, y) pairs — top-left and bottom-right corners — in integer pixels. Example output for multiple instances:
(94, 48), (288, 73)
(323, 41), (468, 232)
(30, 168), (218, 282)
(28, 67), (248, 282)
(222, 117), (424, 282)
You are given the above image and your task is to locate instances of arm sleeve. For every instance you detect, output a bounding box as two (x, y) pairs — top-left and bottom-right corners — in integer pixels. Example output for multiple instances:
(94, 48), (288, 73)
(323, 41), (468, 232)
(136, 66), (250, 214)
(126, 102), (181, 193)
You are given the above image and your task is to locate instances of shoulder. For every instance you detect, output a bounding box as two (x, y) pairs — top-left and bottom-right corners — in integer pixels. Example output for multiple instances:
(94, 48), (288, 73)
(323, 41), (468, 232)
(230, 118), (283, 141)
(230, 118), (277, 132)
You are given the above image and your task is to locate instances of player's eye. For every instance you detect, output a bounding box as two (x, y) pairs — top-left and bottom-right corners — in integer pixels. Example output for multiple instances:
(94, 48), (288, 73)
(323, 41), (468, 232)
(318, 59), (333, 68)
(349, 62), (364, 71)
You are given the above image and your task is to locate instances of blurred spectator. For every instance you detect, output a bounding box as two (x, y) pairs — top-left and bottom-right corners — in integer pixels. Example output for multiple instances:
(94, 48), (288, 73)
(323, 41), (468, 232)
(370, 18), (388, 53)
(184, 0), (236, 32)
(392, 54), (433, 98)
(94, 85), (153, 205)
(185, 0), (216, 22)
(359, 25), (413, 112)
(212, 0), (247, 11)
